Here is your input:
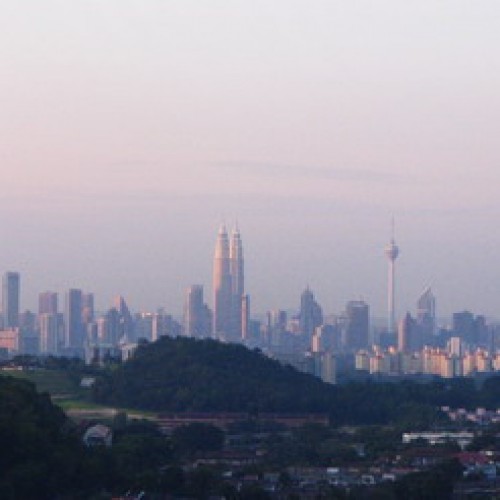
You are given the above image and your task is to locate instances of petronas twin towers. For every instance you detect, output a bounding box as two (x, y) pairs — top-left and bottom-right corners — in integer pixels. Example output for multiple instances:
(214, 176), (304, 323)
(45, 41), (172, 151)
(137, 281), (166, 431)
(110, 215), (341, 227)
(213, 225), (248, 342)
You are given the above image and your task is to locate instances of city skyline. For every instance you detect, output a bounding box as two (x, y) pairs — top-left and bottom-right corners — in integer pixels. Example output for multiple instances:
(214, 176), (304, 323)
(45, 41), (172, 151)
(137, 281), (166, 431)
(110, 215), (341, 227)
(2, 2), (500, 318)
(0, 225), (497, 326)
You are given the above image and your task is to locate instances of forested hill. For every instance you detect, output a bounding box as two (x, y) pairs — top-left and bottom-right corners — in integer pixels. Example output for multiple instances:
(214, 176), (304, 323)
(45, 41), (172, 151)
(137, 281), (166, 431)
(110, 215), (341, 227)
(0, 376), (91, 498)
(92, 336), (500, 426)
(92, 337), (334, 413)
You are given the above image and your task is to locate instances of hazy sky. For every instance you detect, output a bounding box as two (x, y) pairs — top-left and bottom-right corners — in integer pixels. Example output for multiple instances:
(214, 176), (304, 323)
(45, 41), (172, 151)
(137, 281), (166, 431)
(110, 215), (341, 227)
(1, 1), (500, 320)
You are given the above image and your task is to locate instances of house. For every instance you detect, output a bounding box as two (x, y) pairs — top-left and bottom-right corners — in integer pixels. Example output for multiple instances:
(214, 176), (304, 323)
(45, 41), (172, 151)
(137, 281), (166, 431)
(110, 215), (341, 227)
(83, 424), (113, 447)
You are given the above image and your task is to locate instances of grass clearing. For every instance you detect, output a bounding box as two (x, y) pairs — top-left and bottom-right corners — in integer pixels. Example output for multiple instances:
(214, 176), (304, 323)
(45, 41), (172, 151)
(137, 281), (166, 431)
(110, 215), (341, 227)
(2, 368), (80, 396)
(2, 368), (156, 424)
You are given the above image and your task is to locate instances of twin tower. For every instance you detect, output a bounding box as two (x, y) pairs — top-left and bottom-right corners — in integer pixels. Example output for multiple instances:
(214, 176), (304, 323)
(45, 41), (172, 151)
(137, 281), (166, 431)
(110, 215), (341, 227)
(213, 225), (249, 342)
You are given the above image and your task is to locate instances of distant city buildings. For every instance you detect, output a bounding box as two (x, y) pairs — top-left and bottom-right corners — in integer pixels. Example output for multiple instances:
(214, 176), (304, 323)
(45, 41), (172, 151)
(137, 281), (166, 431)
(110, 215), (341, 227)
(1, 223), (500, 386)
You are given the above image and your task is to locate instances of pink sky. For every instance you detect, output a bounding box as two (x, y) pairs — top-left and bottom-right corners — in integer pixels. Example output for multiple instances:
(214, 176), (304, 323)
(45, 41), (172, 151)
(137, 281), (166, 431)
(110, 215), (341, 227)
(1, 1), (500, 319)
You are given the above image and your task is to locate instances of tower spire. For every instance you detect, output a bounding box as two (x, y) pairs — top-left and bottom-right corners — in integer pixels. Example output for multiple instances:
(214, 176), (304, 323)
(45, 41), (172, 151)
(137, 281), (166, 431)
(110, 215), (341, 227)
(385, 219), (400, 335)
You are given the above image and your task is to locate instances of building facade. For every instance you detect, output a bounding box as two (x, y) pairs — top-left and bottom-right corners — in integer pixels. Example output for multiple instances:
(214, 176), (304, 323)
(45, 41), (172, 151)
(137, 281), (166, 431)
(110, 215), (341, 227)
(2, 271), (20, 329)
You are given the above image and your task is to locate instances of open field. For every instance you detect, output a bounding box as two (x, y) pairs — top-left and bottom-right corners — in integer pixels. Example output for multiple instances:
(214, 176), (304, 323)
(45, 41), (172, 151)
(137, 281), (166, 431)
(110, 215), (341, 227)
(1, 368), (154, 422)
(1, 367), (80, 396)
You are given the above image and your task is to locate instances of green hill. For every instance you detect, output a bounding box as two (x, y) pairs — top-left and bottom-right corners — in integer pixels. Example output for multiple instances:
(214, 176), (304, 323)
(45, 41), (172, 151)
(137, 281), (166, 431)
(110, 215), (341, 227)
(92, 336), (334, 414)
(0, 375), (91, 498)
(91, 336), (500, 427)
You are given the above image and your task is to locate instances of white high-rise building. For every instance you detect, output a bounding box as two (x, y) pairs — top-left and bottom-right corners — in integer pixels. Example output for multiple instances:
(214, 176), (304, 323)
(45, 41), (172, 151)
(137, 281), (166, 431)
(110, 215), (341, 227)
(213, 225), (247, 342)
(230, 227), (244, 339)
(213, 225), (232, 340)
(39, 313), (59, 354)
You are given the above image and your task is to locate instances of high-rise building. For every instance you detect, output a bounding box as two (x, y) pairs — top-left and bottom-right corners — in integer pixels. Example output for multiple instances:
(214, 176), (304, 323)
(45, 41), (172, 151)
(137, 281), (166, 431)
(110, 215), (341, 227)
(113, 295), (134, 341)
(241, 294), (250, 341)
(212, 225), (247, 342)
(416, 287), (436, 340)
(184, 285), (211, 338)
(213, 225), (233, 340)
(19, 310), (38, 355)
(39, 291), (58, 315)
(2, 272), (20, 328)
(152, 312), (172, 342)
(299, 287), (323, 339)
(342, 300), (369, 351)
(385, 226), (399, 335)
(398, 312), (419, 353)
(312, 324), (337, 353)
(230, 227), (244, 340)
(81, 293), (95, 324)
(64, 289), (83, 350)
(96, 309), (115, 345)
(448, 336), (463, 357)
(135, 312), (155, 341)
(39, 313), (59, 354)
(265, 309), (287, 347)
(452, 311), (478, 346)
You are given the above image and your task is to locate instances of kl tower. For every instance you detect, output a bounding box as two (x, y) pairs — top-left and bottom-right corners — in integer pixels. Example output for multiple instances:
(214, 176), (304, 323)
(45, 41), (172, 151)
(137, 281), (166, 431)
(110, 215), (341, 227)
(384, 221), (400, 335)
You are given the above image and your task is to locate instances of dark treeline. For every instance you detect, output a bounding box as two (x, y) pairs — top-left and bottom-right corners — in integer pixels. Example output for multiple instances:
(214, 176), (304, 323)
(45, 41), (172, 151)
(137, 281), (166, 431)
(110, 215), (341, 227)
(92, 336), (500, 427)
(0, 373), (467, 499)
(0, 375), (231, 498)
(0, 376), (99, 498)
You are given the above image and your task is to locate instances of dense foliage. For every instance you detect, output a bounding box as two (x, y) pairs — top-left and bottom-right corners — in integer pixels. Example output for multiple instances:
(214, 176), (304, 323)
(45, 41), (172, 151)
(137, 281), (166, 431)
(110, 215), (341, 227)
(92, 337), (334, 413)
(0, 376), (91, 498)
(0, 375), (230, 498)
(92, 336), (500, 427)
(3, 347), (498, 498)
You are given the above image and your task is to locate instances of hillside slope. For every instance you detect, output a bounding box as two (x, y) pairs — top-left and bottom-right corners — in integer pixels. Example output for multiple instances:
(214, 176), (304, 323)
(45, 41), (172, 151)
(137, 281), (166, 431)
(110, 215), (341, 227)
(91, 336), (500, 426)
(92, 337), (334, 413)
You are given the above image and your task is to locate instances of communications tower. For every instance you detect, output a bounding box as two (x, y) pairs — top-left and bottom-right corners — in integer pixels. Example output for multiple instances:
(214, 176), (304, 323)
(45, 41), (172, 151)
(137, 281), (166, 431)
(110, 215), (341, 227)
(384, 221), (399, 335)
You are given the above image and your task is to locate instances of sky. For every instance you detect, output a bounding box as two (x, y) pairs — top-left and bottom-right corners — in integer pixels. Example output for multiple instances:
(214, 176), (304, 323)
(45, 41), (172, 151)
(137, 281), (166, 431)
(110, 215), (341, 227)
(1, 1), (500, 320)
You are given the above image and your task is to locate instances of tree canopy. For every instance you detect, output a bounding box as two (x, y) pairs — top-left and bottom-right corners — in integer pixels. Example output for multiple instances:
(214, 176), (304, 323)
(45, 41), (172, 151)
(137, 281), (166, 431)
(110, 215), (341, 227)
(91, 336), (500, 427)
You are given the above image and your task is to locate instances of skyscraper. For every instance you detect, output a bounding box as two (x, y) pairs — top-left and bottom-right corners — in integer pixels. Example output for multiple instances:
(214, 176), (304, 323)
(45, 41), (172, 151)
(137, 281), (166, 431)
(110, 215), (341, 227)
(64, 289), (83, 350)
(299, 287), (323, 339)
(241, 294), (250, 341)
(212, 225), (247, 342)
(2, 271), (20, 328)
(230, 227), (244, 340)
(39, 291), (58, 315)
(39, 313), (59, 354)
(342, 300), (369, 351)
(81, 293), (95, 324)
(416, 287), (436, 341)
(452, 311), (479, 346)
(113, 295), (135, 341)
(184, 285), (211, 338)
(213, 225), (233, 340)
(398, 312), (419, 353)
(384, 226), (399, 335)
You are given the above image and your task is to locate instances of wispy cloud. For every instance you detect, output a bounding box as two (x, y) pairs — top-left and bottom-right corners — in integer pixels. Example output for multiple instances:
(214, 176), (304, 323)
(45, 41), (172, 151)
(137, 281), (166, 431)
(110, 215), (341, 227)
(212, 161), (408, 183)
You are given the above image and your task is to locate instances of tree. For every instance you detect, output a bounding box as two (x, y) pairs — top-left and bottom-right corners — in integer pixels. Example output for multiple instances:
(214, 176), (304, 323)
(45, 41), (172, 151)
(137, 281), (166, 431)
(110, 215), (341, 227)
(172, 423), (225, 456)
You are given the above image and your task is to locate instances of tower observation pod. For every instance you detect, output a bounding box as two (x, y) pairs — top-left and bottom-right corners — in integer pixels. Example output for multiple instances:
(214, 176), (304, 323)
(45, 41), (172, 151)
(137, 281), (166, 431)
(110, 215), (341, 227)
(385, 236), (399, 335)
